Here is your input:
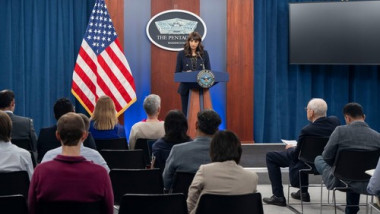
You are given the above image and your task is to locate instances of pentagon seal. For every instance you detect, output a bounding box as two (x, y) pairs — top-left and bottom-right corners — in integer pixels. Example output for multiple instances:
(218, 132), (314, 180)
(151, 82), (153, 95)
(197, 70), (215, 88)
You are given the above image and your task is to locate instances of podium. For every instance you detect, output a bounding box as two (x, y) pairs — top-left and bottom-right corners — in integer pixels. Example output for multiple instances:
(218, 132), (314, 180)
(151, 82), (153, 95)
(174, 70), (229, 138)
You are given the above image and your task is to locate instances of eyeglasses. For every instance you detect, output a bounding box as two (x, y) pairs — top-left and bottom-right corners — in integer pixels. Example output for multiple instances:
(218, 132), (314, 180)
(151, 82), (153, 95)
(304, 107), (313, 112)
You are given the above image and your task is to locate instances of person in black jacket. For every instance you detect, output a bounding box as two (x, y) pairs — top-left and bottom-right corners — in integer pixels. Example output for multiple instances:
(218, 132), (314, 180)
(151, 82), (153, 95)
(175, 32), (211, 116)
(263, 98), (340, 206)
(37, 98), (96, 162)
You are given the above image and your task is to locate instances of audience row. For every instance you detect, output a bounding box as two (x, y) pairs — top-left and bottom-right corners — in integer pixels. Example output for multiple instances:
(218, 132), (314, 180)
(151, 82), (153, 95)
(2, 88), (380, 214)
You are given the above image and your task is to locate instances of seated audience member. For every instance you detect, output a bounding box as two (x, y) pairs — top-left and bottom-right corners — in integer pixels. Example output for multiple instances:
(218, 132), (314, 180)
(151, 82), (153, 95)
(367, 158), (380, 207)
(163, 109), (221, 190)
(187, 130), (259, 214)
(129, 94), (165, 149)
(89, 95), (126, 140)
(37, 98), (96, 162)
(263, 98), (340, 206)
(315, 102), (380, 214)
(152, 110), (191, 170)
(0, 111), (34, 179)
(42, 113), (109, 172)
(0, 89), (38, 160)
(28, 113), (113, 214)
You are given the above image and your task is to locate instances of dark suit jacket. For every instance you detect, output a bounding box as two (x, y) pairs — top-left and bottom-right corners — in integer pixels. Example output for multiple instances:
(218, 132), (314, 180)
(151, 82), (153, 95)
(37, 125), (97, 162)
(175, 50), (211, 95)
(7, 112), (38, 156)
(291, 116), (341, 160)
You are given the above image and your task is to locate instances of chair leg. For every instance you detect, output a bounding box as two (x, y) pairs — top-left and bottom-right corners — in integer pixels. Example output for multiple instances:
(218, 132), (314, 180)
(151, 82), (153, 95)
(320, 179), (323, 214)
(333, 189), (337, 214)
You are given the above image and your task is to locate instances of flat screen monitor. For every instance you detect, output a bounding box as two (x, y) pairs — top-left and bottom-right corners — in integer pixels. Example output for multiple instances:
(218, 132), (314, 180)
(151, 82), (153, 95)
(289, 1), (380, 65)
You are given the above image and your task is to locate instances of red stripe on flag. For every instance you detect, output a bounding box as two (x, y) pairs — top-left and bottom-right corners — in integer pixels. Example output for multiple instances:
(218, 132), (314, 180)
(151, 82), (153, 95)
(96, 55), (125, 110)
(94, 58), (124, 111)
(108, 39), (136, 91)
(79, 47), (97, 72)
(74, 63), (97, 98)
(102, 47), (132, 102)
(72, 81), (95, 112)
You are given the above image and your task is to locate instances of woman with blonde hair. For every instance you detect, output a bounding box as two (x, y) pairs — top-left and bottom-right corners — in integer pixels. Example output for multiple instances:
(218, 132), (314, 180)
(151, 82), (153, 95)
(89, 96), (126, 139)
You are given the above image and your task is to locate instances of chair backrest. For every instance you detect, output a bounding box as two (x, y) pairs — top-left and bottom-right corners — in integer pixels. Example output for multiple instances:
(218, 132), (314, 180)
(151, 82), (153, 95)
(100, 150), (145, 169)
(298, 136), (330, 165)
(171, 171), (196, 196)
(0, 194), (28, 214)
(135, 138), (157, 166)
(11, 139), (32, 151)
(11, 139), (37, 167)
(109, 169), (164, 205)
(333, 149), (380, 182)
(119, 193), (187, 214)
(37, 201), (104, 214)
(94, 138), (128, 151)
(195, 192), (264, 214)
(0, 171), (30, 198)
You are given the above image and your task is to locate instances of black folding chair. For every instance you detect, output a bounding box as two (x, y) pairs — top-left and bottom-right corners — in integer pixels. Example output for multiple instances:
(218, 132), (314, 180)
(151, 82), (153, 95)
(11, 139), (32, 151)
(170, 171), (196, 197)
(100, 150), (145, 169)
(11, 139), (37, 167)
(287, 136), (329, 213)
(135, 138), (157, 167)
(109, 169), (164, 205)
(37, 201), (104, 214)
(0, 195), (28, 214)
(332, 149), (380, 214)
(0, 171), (30, 199)
(119, 193), (187, 214)
(196, 192), (264, 214)
(94, 138), (128, 151)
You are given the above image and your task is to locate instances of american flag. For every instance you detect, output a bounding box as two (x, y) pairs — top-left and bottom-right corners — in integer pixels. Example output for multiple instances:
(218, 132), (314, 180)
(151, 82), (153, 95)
(71, 0), (136, 116)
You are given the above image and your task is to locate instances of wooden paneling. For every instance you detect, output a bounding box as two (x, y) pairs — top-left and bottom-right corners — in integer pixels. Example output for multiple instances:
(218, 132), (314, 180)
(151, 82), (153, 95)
(151, 0), (200, 120)
(106, 0), (125, 124)
(226, 0), (254, 142)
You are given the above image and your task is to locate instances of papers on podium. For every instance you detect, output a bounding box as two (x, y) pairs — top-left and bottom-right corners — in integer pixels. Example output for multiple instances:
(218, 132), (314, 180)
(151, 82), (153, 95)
(281, 139), (297, 147)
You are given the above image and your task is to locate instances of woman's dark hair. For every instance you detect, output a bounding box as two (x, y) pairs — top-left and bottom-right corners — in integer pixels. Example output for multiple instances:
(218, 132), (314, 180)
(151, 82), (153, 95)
(210, 130), (242, 164)
(183, 32), (205, 57)
(163, 110), (191, 144)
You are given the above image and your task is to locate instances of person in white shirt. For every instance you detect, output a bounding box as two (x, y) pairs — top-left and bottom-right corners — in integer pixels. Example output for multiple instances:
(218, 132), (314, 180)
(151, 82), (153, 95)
(129, 94), (165, 149)
(0, 110), (34, 179)
(41, 113), (109, 172)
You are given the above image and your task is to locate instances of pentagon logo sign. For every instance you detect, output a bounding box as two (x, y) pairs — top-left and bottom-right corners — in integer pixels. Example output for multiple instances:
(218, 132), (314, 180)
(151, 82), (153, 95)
(146, 10), (207, 51)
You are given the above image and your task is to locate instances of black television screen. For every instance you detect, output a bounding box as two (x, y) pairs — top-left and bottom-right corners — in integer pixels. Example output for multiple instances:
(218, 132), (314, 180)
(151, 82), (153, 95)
(289, 1), (380, 65)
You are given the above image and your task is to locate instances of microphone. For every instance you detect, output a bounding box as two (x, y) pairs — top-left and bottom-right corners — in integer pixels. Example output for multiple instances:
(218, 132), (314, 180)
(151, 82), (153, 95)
(197, 51), (206, 70)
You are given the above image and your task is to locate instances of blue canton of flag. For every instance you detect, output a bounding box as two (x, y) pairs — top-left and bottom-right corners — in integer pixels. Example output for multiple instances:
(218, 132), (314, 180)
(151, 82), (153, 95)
(85, 1), (118, 54)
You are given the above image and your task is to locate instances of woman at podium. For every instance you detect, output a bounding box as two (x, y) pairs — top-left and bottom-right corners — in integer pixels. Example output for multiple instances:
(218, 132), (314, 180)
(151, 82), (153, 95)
(175, 32), (211, 116)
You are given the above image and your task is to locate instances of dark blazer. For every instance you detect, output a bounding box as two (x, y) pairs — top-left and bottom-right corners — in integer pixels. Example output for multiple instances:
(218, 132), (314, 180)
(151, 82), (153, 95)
(291, 116), (341, 160)
(7, 112), (38, 156)
(37, 125), (97, 162)
(175, 50), (211, 95)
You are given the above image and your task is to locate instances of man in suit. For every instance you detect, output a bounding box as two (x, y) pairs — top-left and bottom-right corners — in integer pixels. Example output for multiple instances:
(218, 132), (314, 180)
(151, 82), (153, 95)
(263, 98), (340, 206)
(37, 98), (96, 162)
(163, 109), (221, 190)
(315, 102), (380, 214)
(0, 89), (38, 160)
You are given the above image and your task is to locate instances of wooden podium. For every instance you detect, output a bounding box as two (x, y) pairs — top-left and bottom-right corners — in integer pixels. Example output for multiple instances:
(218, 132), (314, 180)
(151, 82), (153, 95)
(174, 70), (229, 138)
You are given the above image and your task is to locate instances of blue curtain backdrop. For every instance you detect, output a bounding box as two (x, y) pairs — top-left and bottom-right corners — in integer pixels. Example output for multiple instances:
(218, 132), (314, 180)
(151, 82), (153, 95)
(0, 0), (95, 133)
(254, 0), (380, 143)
